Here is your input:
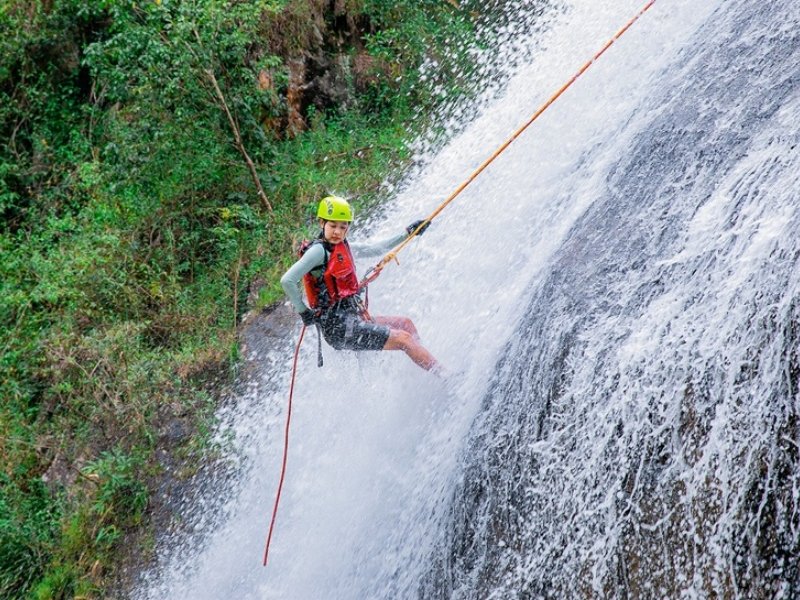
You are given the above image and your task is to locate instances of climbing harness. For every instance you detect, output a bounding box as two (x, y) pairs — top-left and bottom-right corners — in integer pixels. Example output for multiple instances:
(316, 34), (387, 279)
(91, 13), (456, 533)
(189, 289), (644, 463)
(300, 238), (361, 310)
(360, 0), (658, 289)
(263, 0), (657, 567)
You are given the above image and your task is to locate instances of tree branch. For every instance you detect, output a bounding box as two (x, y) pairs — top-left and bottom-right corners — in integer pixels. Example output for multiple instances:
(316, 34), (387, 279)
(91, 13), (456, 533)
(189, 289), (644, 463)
(191, 27), (273, 213)
(203, 67), (273, 213)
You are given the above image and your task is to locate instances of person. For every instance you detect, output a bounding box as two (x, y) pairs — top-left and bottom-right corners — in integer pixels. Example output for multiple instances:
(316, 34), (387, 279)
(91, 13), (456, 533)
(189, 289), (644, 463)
(280, 195), (441, 372)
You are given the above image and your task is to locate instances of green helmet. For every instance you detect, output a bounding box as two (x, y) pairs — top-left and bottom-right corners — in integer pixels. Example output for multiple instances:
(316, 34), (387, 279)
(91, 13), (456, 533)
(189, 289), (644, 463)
(317, 195), (353, 222)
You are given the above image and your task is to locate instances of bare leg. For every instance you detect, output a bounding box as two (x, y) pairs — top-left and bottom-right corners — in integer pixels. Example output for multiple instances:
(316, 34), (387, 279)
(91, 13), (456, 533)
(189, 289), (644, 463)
(373, 315), (420, 340)
(374, 315), (439, 371)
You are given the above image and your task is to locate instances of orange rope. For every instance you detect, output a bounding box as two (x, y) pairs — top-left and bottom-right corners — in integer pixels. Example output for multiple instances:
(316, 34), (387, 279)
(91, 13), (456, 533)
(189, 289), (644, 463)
(360, 0), (657, 288)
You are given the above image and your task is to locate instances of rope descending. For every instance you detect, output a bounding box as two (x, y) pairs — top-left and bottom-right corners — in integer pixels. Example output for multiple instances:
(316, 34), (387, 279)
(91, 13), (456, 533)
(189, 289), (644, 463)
(262, 324), (306, 566)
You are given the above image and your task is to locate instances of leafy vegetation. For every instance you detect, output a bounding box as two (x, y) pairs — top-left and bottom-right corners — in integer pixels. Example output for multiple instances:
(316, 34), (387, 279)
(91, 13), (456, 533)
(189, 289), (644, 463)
(0, 0), (499, 596)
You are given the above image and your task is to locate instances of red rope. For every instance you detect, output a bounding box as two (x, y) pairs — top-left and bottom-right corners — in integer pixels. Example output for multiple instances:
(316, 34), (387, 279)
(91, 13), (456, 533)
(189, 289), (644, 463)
(263, 325), (306, 566)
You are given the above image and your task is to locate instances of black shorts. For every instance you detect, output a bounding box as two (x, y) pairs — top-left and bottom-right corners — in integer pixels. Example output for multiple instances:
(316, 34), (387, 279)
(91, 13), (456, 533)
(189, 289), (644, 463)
(319, 303), (390, 351)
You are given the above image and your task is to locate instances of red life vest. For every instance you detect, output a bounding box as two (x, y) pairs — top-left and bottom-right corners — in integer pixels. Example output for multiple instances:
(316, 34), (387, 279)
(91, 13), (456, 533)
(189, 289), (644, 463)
(300, 239), (360, 309)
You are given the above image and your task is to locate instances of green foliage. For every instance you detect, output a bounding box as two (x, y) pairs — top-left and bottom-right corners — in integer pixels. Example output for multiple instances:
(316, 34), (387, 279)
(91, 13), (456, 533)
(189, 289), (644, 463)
(358, 0), (477, 117)
(0, 476), (60, 599)
(84, 450), (149, 529)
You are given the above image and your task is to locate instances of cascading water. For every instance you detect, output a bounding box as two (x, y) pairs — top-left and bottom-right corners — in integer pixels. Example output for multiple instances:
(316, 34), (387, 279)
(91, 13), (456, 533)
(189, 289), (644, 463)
(134, 0), (799, 598)
(423, 1), (800, 598)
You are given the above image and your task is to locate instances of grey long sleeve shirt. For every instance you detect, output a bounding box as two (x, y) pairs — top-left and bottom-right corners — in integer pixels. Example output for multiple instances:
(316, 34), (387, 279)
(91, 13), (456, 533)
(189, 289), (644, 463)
(280, 230), (408, 313)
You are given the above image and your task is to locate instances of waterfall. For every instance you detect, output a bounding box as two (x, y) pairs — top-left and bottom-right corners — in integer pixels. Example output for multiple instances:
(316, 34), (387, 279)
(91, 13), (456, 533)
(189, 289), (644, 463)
(425, 1), (800, 598)
(134, 0), (800, 598)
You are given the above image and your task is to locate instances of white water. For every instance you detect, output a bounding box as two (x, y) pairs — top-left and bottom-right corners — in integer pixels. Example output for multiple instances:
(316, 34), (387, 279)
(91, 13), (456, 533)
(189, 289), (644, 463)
(134, 0), (800, 598)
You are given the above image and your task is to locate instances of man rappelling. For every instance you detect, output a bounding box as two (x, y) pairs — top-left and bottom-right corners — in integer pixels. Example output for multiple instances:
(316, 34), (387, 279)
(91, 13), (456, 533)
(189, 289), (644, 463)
(280, 195), (442, 372)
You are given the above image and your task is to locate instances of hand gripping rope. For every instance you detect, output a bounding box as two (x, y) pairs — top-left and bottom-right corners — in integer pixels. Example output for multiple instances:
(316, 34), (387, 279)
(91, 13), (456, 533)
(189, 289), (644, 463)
(263, 0), (657, 567)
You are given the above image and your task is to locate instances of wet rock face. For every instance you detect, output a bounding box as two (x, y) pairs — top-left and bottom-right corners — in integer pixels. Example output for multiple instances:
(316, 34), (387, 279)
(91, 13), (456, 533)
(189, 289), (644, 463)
(241, 302), (295, 350)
